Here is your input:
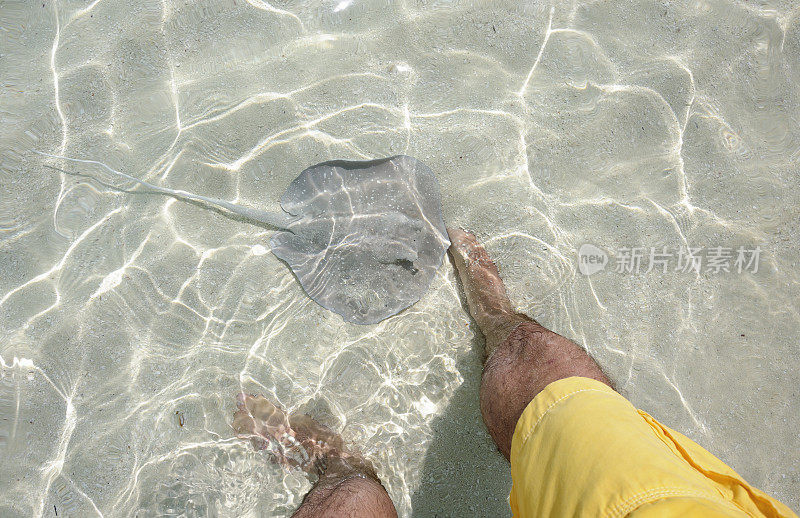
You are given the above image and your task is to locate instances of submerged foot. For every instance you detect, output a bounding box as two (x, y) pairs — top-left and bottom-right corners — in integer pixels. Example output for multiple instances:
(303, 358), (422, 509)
(233, 393), (377, 480)
(447, 228), (534, 356)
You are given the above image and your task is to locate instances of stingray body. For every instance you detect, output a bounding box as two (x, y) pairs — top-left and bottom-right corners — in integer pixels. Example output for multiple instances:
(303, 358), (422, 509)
(36, 152), (450, 324)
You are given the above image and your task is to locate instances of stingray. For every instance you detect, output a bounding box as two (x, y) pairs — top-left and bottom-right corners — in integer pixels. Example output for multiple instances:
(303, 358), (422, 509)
(34, 151), (450, 324)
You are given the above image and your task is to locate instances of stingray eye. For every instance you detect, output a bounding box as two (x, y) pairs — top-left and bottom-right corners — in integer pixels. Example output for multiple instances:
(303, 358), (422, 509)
(393, 258), (419, 275)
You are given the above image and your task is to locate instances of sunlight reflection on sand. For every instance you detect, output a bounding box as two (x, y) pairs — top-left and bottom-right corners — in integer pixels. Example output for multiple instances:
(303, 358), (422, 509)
(1, 0), (799, 516)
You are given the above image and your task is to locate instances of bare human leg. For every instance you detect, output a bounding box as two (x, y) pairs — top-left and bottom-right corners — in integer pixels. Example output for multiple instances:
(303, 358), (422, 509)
(448, 228), (612, 460)
(233, 394), (398, 518)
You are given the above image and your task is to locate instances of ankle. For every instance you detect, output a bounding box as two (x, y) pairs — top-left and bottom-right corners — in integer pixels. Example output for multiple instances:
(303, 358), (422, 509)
(319, 454), (380, 484)
(296, 471), (396, 518)
(484, 314), (539, 358)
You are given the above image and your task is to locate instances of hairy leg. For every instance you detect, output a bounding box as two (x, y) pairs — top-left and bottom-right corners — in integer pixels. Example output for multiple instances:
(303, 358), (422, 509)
(448, 228), (612, 460)
(233, 394), (397, 518)
(293, 459), (398, 518)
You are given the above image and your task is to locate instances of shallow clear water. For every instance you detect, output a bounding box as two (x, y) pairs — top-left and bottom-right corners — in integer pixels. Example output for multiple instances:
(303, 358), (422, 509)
(2, 0), (799, 516)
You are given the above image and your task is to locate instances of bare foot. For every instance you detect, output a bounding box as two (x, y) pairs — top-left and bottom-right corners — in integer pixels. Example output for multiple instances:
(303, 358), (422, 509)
(447, 228), (535, 357)
(233, 393), (377, 480)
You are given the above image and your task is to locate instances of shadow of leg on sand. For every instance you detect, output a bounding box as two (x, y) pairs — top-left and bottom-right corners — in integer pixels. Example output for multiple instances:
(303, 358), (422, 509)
(409, 331), (512, 518)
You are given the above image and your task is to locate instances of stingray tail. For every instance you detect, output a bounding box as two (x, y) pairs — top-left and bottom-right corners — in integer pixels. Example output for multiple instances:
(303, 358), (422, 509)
(33, 150), (293, 230)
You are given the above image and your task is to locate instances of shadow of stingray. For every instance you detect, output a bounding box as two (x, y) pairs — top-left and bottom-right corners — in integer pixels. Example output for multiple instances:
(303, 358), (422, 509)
(409, 330), (512, 518)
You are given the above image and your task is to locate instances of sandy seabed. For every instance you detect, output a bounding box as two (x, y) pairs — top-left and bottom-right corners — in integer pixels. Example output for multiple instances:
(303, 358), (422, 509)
(1, 0), (799, 516)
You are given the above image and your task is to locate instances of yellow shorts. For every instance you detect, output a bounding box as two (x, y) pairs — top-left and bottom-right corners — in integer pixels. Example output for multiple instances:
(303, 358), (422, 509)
(509, 377), (797, 518)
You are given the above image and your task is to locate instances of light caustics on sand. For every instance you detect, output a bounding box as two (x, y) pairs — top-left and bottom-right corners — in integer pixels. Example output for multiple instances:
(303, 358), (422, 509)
(2, 0), (798, 516)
